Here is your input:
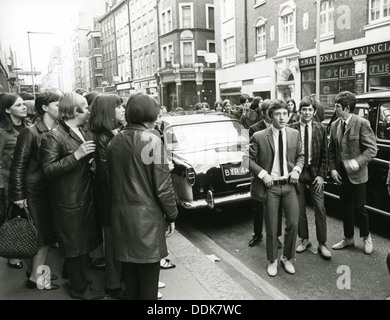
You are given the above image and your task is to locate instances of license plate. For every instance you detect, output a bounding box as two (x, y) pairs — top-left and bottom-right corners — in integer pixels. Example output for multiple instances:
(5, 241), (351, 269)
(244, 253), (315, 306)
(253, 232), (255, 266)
(221, 163), (251, 183)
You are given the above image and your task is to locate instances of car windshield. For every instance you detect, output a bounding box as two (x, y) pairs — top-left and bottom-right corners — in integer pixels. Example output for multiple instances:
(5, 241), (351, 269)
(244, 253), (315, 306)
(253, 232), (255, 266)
(165, 121), (249, 152)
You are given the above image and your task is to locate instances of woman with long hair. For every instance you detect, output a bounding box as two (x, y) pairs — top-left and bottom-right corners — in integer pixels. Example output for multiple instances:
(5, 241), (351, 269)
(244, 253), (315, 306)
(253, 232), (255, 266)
(9, 89), (63, 289)
(286, 98), (299, 124)
(0, 92), (29, 270)
(88, 94), (126, 299)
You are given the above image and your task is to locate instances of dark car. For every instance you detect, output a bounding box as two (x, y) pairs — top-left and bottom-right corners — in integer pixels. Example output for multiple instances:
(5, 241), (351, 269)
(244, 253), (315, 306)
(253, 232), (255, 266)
(156, 113), (251, 210)
(324, 90), (390, 218)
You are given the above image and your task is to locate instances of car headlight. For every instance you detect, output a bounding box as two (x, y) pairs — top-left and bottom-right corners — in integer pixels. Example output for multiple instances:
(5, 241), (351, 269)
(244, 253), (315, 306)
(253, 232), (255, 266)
(186, 167), (196, 187)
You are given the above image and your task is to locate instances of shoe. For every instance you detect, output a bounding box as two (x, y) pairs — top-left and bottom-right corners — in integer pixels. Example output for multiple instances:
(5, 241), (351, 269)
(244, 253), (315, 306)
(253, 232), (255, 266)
(158, 291), (162, 299)
(267, 260), (278, 277)
(280, 255), (295, 275)
(277, 238), (282, 249)
(248, 234), (263, 247)
(26, 279), (60, 290)
(105, 287), (126, 300)
(296, 238), (311, 253)
(332, 238), (355, 250)
(91, 258), (105, 270)
(70, 285), (105, 300)
(363, 234), (373, 255)
(7, 261), (23, 269)
(318, 243), (332, 259)
(158, 281), (166, 289)
(160, 259), (176, 269)
(26, 270), (58, 281)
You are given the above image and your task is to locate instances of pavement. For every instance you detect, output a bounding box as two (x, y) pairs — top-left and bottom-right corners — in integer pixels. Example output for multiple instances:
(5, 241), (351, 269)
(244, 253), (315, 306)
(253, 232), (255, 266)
(0, 228), (287, 301)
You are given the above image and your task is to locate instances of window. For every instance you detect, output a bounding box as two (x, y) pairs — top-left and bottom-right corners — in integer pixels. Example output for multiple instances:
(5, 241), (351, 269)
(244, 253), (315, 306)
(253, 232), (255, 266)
(377, 103), (390, 140)
(207, 40), (216, 68)
(161, 7), (173, 34)
(320, 0), (334, 36)
(181, 41), (194, 67)
(179, 3), (194, 29)
(151, 52), (156, 74)
(134, 57), (139, 78)
(279, 5), (295, 48)
(223, 36), (235, 63)
(370, 0), (390, 22)
(222, 0), (234, 21)
(255, 19), (266, 54)
(140, 56), (144, 77)
(150, 21), (155, 44)
(162, 43), (173, 67)
(145, 54), (150, 75)
(206, 5), (215, 29)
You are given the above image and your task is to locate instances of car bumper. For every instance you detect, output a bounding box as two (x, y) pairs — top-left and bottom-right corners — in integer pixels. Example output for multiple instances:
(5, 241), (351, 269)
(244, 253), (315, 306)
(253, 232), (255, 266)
(177, 191), (252, 210)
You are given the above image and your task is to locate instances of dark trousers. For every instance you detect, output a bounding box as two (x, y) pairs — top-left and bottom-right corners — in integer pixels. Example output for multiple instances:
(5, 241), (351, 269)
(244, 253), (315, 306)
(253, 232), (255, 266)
(65, 254), (90, 294)
(252, 199), (282, 237)
(0, 188), (5, 225)
(339, 164), (370, 238)
(122, 261), (160, 300)
(297, 167), (327, 243)
(264, 184), (299, 262)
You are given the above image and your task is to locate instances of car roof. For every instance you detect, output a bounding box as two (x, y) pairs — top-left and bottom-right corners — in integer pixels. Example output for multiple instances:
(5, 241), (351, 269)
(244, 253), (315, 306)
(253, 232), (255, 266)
(160, 113), (238, 126)
(356, 89), (390, 100)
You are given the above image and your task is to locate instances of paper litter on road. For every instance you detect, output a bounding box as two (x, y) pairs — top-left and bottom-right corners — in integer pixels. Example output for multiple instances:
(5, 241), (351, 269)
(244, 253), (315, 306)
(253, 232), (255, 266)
(206, 254), (221, 263)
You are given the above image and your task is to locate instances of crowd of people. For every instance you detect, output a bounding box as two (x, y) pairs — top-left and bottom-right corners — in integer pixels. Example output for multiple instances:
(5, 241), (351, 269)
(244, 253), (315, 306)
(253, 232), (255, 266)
(1, 88), (389, 300)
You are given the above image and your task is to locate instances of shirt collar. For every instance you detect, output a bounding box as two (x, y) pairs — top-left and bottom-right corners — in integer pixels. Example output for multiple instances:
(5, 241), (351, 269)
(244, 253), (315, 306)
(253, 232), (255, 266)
(300, 120), (312, 128)
(344, 114), (353, 125)
(271, 125), (286, 136)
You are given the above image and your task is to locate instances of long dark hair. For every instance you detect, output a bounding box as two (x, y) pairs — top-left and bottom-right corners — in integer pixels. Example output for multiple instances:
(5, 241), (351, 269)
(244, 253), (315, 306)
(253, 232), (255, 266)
(89, 94), (122, 133)
(0, 92), (21, 130)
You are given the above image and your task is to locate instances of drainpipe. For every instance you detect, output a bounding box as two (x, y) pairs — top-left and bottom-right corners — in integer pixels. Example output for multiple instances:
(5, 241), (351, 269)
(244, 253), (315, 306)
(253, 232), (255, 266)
(244, 0), (248, 64)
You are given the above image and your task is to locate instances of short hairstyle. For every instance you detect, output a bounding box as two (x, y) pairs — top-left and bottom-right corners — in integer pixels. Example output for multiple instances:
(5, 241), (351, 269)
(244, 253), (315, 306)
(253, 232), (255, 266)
(286, 98), (297, 112)
(239, 94), (252, 105)
(0, 92), (20, 127)
(58, 92), (87, 120)
(299, 96), (316, 111)
(260, 99), (272, 116)
(89, 94), (122, 133)
(222, 99), (231, 108)
(85, 91), (100, 107)
(268, 99), (288, 118)
(35, 89), (64, 116)
(125, 93), (160, 124)
(19, 92), (34, 101)
(75, 88), (88, 97)
(335, 91), (356, 112)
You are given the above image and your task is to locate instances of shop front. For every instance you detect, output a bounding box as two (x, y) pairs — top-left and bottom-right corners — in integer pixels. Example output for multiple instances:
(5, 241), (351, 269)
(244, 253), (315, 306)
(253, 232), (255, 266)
(299, 40), (390, 117)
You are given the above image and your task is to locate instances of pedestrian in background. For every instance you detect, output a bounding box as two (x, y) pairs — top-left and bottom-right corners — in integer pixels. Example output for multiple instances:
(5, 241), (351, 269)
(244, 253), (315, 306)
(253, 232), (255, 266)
(233, 94), (252, 121)
(289, 97), (331, 260)
(0, 92), (29, 270)
(18, 92), (36, 123)
(329, 91), (377, 255)
(40, 92), (103, 300)
(286, 98), (299, 124)
(107, 93), (178, 300)
(9, 89), (63, 290)
(240, 96), (262, 130)
(248, 99), (303, 277)
(88, 94), (126, 300)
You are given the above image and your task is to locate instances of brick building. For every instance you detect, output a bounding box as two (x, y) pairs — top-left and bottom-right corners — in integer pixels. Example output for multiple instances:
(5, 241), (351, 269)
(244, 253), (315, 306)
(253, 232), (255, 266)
(215, 0), (390, 114)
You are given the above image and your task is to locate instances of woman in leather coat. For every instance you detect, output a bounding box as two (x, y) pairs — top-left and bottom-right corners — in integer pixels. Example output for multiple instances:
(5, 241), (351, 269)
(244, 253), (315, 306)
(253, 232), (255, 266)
(107, 93), (178, 300)
(0, 93), (29, 269)
(40, 92), (103, 300)
(9, 89), (63, 290)
(88, 93), (125, 299)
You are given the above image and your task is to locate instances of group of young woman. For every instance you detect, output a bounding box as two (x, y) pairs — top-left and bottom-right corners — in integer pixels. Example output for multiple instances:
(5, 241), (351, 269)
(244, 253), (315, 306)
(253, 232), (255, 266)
(0, 89), (177, 300)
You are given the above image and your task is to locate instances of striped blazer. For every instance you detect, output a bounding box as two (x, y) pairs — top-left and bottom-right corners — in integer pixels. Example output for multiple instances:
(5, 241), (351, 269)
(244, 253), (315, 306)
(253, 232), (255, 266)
(289, 121), (328, 179)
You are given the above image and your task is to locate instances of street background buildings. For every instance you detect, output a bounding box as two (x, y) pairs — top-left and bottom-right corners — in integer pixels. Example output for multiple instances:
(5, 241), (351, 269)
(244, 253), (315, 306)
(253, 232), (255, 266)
(0, 0), (390, 116)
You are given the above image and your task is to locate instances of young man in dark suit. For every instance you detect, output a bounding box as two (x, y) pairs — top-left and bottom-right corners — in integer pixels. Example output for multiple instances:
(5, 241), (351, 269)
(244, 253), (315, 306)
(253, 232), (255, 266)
(248, 100), (304, 277)
(328, 91), (377, 254)
(289, 97), (331, 259)
(247, 100), (282, 248)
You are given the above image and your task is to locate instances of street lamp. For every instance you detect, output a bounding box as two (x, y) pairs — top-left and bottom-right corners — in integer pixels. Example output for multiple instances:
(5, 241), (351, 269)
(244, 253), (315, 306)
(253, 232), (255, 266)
(27, 31), (53, 97)
(315, 0), (321, 100)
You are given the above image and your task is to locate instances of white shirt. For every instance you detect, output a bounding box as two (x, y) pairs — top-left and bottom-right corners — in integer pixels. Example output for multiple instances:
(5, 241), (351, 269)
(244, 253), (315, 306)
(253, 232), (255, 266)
(70, 127), (86, 142)
(300, 120), (312, 165)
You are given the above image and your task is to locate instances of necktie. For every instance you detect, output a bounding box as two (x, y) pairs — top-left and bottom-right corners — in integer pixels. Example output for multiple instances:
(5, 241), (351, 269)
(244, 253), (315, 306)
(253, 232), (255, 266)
(279, 130), (284, 177)
(341, 121), (346, 136)
(304, 124), (309, 166)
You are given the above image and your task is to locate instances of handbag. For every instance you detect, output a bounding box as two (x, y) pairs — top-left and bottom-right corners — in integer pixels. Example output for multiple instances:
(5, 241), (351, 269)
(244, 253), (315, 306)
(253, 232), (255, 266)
(0, 203), (39, 259)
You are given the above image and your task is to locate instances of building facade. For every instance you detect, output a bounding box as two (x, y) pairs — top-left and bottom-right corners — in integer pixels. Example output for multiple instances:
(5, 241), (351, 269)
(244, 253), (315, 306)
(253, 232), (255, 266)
(41, 47), (63, 90)
(156, 0), (216, 110)
(87, 30), (104, 92)
(215, 0), (390, 113)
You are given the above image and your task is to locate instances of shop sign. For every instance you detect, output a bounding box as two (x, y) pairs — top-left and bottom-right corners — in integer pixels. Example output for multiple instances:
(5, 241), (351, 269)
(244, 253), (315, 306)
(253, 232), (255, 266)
(299, 41), (390, 66)
(355, 73), (365, 94)
(369, 61), (390, 75)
